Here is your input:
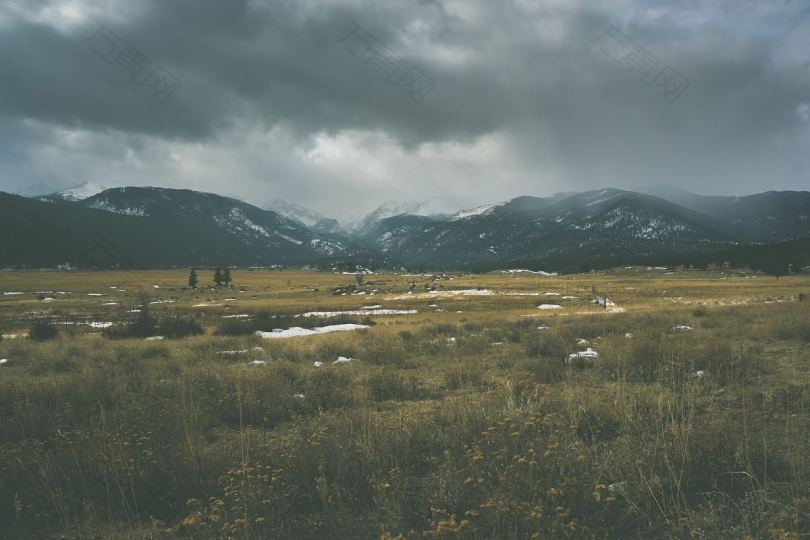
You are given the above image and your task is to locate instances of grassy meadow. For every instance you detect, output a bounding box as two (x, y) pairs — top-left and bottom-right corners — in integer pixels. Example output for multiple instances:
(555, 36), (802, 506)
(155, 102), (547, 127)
(0, 267), (809, 539)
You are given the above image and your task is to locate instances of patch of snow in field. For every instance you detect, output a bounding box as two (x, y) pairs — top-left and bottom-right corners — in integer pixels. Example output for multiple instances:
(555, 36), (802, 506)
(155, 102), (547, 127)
(671, 325), (693, 332)
(2, 292), (24, 295)
(87, 293), (107, 297)
(149, 300), (174, 304)
(333, 356), (354, 364)
(568, 348), (599, 362)
(386, 289), (493, 301)
(102, 302), (119, 306)
(193, 303), (221, 307)
(223, 314), (250, 318)
(361, 305), (383, 310)
(313, 361), (324, 368)
(537, 326), (550, 331)
(0, 359), (8, 365)
(249, 360), (266, 365)
(538, 304), (562, 310)
(88, 322), (113, 328)
(145, 336), (165, 341)
(543, 292), (560, 296)
(299, 309), (416, 317)
(561, 296), (578, 300)
(502, 269), (558, 276)
(255, 324), (370, 339)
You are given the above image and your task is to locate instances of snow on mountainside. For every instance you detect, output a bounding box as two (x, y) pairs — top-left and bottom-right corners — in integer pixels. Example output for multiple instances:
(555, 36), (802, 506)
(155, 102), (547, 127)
(266, 199), (344, 235)
(449, 202), (505, 221)
(348, 199), (454, 234)
(43, 182), (107, 202)
(266, 199), (330, 228)
(86, 197), (150, 216)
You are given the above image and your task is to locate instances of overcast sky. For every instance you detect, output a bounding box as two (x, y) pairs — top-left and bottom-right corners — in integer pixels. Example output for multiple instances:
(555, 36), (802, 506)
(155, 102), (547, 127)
(1, 0), (809, 221)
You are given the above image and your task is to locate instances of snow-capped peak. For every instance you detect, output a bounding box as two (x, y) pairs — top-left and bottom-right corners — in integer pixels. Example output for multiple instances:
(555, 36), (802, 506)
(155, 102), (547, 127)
(48, 182), (107, 201)
(265, 199), (329, 228)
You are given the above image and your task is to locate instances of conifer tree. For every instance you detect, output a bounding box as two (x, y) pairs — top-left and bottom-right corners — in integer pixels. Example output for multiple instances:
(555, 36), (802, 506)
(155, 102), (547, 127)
(188, 268), (198, 289)
(213, 267), (223, 286)
(223, 267), (232, 286)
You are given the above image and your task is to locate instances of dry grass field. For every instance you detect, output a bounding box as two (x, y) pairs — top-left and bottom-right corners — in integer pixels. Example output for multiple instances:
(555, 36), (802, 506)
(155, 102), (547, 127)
(1, 267), (809, 539)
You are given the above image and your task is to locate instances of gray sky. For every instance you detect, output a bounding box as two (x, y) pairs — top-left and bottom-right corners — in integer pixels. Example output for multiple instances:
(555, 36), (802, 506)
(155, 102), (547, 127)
(1, 0), (809, 221)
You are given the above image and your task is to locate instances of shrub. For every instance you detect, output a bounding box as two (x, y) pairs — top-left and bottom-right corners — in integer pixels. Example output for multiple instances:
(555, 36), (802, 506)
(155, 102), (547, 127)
(304, 369), (355, 410)
(443, 362), (485, 390)
(525, 333), (565, 358)
(105, 315), (203, 339)
(158, 316), (204, 339)
(29, 319), (58, 341)
(575, 404), (622, 443)
(432, 323), (456, 335)
(367, 370), (422, 401)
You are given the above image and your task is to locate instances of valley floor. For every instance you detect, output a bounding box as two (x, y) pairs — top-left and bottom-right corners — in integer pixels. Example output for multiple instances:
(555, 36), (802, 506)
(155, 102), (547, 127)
(1, 267), (809, 538)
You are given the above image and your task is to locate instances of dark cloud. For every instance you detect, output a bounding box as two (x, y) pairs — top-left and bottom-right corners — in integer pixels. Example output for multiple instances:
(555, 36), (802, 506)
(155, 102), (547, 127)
(0, 0), (808, 220)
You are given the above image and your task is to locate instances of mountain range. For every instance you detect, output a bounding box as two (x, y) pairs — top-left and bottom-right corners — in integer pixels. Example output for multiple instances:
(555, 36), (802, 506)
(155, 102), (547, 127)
(1, 182), (808, 271)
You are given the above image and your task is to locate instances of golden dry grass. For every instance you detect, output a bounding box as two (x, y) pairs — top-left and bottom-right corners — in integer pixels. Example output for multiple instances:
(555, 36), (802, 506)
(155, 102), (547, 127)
(1, 267), (809, 538)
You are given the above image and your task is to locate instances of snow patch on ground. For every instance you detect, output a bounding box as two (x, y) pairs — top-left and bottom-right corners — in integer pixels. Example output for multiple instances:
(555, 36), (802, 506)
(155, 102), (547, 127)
(88, 322), (113, 328)
(568, 348), (599, 362)
(501, 269), (558, 276)
(299, 309), (416, 317)
(386, 289), (493, 300)
(255, 324), (370, 339)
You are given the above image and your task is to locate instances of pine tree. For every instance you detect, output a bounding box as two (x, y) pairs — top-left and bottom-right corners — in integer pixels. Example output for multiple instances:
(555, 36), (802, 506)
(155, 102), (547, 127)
(188, 268), (198, 289)
(213, 267), (223, 286)
(223, 267), (232, 287)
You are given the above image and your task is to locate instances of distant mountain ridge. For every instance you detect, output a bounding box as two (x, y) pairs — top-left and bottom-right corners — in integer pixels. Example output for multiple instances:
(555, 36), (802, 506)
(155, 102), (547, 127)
(2, 184), (809, 270)
(1, 187), (372, 267)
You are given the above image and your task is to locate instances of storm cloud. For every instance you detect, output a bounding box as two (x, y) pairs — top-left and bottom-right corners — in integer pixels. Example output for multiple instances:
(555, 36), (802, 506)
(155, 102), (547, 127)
(1, 0), (809, 220)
